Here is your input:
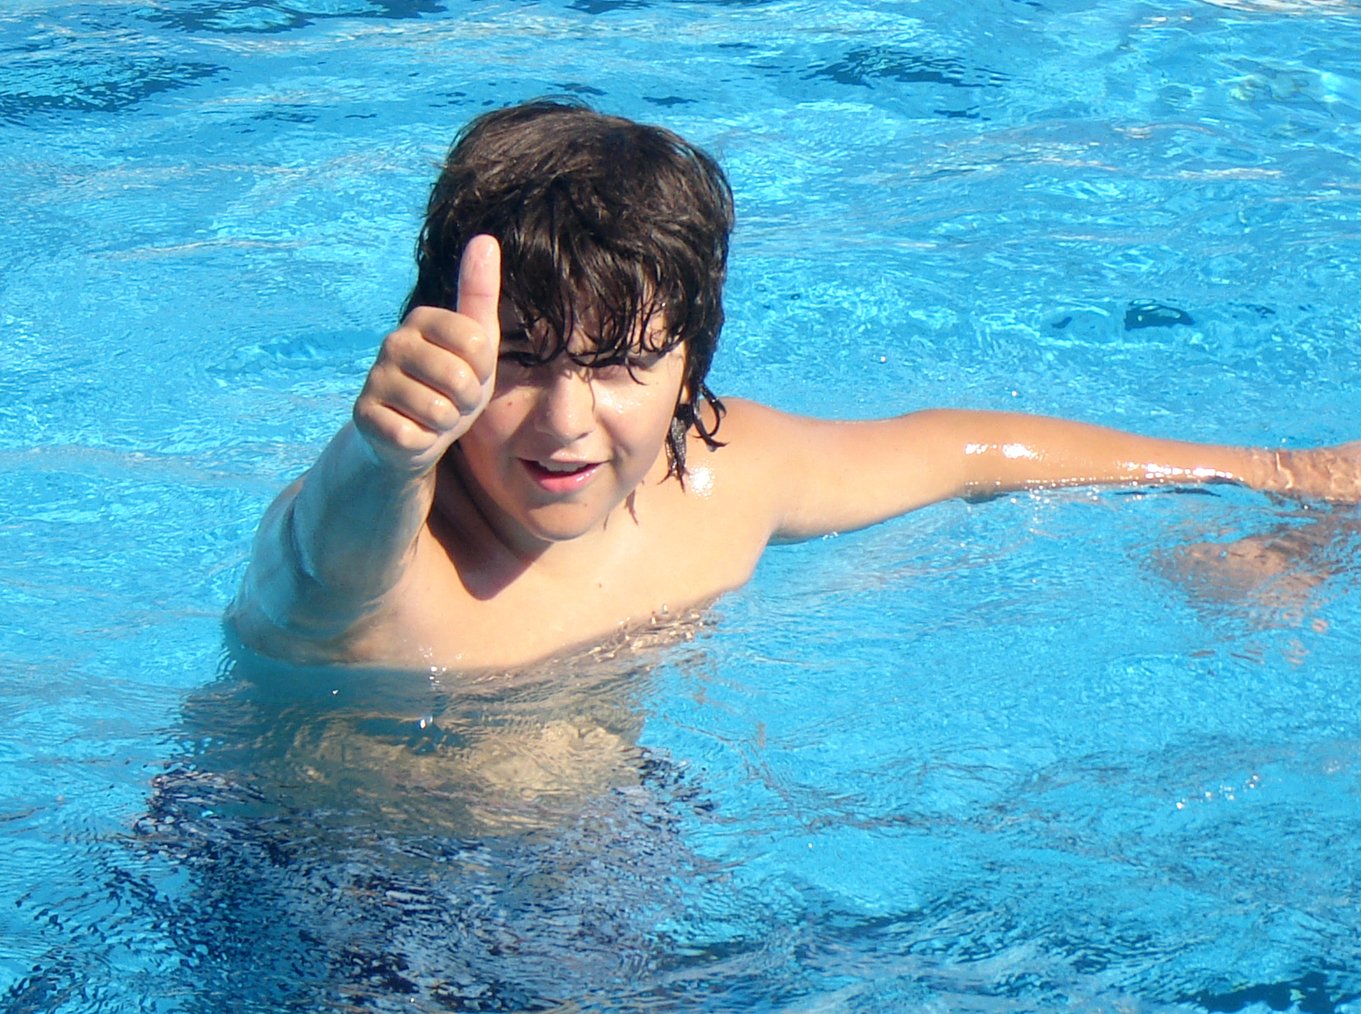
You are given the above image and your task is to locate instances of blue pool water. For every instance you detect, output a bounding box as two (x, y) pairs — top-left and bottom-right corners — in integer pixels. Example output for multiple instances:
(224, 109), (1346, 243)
(4, 0), (1361, 1009)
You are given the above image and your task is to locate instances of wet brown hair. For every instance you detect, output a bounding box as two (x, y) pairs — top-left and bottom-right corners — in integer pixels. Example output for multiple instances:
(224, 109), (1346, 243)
(403, 99), (733, 477)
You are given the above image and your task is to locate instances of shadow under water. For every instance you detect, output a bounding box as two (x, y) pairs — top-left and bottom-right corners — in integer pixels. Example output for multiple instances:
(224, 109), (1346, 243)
(118, 635), (721, 1011)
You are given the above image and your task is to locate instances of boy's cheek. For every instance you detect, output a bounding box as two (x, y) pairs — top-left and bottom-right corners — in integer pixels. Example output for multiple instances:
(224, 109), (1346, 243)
(457, 398), (518, 452)
(483, 377), (530, 414)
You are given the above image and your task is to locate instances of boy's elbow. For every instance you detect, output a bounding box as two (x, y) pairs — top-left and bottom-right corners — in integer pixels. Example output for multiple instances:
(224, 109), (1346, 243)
(227, 522), (355, 664)
(225, 582), (356, 667)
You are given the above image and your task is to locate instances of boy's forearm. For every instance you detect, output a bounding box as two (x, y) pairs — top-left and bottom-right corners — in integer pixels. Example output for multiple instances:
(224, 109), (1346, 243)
(242, 422), (436, 637)
(940, 410), (1350, 502)
(291, 422), (436, 595)
(945, 411), (1244, 496)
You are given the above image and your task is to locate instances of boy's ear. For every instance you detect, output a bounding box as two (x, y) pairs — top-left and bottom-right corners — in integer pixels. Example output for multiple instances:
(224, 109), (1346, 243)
(675, 354), (691, 407)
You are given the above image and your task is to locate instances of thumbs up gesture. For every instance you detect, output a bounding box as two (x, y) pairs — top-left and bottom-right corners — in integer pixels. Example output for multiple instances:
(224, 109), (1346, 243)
(353, 236), (502, 475)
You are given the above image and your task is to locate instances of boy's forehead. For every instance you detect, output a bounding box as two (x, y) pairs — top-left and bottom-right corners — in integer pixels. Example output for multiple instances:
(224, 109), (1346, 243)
(496, 294), (670, 348)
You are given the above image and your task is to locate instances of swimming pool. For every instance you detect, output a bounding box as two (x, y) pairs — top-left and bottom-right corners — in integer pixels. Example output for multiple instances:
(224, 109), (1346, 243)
(4, 0), (1361, 1008)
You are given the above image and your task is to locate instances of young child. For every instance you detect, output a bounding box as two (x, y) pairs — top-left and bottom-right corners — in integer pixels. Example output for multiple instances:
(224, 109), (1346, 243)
(230, 100), (1361, 671)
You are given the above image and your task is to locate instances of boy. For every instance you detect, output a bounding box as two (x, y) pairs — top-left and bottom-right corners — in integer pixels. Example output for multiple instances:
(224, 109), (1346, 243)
(230, 100), (1360, 670)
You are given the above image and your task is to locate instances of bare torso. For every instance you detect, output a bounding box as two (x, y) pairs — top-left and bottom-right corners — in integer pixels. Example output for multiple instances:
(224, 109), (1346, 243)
(362, 468), (764, 668)
(237, 402), (782, 670)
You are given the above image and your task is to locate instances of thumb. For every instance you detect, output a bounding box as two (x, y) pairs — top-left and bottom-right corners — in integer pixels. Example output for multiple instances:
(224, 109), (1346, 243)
(456, 234), (502, 348)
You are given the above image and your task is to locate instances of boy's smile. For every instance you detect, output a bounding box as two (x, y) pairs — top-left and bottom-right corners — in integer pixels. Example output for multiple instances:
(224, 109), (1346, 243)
(521, 457), (602, 491)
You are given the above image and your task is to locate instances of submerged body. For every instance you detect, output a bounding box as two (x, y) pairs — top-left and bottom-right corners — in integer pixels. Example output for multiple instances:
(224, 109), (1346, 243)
(229, 103), (1361, 671)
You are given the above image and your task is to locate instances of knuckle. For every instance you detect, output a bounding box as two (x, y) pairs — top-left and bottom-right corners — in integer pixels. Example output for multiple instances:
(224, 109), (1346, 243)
(383, 327), (423, 361)
(354, 396), (435, 454)
(441, 360), (476, 408)
(361, 360), (392, 393)
(401, 305), (441, 330)
(427, 392), (453, 426)
(389, 420), (430, 453)
(461, 327), (491, 365)
(471, 334), (500, 379)
(352, 394), (384, 429)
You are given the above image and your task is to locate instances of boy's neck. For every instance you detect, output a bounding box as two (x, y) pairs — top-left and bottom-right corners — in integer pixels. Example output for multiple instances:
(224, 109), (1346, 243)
(430, 455), (653, 594)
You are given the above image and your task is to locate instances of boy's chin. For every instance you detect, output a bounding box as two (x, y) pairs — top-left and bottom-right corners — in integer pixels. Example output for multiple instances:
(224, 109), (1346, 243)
(515, 503), (622, 546)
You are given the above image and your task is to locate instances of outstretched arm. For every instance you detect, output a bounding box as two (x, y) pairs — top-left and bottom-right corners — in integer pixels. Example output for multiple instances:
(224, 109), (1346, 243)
(724, 403), (1361, 542)
(231, 236), (502, 650)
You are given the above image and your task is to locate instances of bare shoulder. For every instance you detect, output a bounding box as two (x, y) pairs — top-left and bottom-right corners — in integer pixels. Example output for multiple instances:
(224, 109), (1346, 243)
(678, 398), (796, 512)
(692, 397), (808, 474)
(704, 396), (874, 453)
(676, 396), (872, 548)
(709, 396), (799, 436)
(693, 398), (967, 542)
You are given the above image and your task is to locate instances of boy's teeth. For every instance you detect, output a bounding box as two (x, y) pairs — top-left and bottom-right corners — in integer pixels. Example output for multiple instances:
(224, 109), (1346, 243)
(541, 460), (586, 473)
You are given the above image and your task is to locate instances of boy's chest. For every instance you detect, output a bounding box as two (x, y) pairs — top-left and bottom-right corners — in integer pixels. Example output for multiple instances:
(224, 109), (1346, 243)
(376, 515), (764, 668)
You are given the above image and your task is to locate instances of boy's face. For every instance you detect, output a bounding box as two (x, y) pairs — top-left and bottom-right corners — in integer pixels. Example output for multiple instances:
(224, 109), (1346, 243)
(451, 310), (687, 553)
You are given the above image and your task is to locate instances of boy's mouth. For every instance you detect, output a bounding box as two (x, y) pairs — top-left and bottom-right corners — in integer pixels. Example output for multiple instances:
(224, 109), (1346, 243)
(521, 458), (601, 489)
(536, 459), (592, 473)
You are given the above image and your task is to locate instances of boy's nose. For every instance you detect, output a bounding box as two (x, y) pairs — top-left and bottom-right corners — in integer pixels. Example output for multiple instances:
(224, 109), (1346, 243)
(534, 365), (596, 442)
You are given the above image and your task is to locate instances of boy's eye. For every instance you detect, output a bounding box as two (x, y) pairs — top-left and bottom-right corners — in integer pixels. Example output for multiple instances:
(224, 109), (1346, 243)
(495, 344), (672, 380)
(588, 357), (648, 382)
(497, 328), (545, 369)
(592, 350), (667, 375)
(498, 349), (542, 369)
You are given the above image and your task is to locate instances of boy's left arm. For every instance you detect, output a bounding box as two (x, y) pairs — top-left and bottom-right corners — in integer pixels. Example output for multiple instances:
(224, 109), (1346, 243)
(721, 402), (1361, 542)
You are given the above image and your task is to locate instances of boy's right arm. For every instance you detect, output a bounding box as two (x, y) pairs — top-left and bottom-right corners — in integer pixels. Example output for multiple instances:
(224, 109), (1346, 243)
(231, 236), (502, 655)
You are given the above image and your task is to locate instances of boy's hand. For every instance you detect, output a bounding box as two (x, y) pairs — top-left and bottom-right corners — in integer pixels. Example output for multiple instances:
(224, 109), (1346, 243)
(352, 235), (501, 475)
(1271, 441), (1361, 502)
